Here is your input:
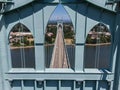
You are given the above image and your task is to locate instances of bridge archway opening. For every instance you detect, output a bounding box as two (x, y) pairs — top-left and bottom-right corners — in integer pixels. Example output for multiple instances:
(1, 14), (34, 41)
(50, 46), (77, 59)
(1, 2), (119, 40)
(9, 23), (35, 68)
(45, 4), (75, 69)
(84, 23), (111, 69)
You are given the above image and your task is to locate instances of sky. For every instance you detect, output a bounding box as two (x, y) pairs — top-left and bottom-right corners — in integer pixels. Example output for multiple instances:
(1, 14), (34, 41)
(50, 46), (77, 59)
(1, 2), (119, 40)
(49, 4), (71, 22)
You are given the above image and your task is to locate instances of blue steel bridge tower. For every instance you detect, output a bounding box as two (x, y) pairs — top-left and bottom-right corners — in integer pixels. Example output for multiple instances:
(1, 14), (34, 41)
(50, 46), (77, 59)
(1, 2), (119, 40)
(0, 0), (120, 90)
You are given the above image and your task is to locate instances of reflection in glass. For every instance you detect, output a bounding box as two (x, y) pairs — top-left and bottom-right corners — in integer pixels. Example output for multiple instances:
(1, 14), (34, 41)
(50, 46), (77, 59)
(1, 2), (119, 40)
(9, 23), (35, 68)
(45, 4), (75, 69)
(84, 23), (111, 69)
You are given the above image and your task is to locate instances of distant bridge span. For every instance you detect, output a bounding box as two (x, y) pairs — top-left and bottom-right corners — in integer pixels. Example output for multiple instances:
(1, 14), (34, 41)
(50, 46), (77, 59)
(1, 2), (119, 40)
(50, 22), (70, 68)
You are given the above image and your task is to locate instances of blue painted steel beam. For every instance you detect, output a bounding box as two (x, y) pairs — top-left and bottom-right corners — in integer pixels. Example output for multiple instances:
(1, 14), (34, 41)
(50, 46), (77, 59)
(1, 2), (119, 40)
(6, 72), (114, 81)
(1, 0), (116, 14)
(0, 0), (13, 3)
(106, 0), (120, 4)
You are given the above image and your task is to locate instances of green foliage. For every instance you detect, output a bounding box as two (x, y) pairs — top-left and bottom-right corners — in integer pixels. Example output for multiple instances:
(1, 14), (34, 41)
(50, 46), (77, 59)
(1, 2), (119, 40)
(86, 33), (111, 44)
(86, 23), (111, 44)
(31, 41), (34, 46)
(45, 26), (57, 44)
(45, 24), (75, 44)
(12, 37), (34, 47)
(63, 26), (74, 39)
(12, 40), (21, 46)
(21, 37), (29, 46)
(45, 34), (53, 44)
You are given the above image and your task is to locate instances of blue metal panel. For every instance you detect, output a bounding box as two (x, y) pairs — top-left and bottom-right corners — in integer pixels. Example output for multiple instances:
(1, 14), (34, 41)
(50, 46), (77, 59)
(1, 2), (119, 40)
(36, 80), (43, 90)
(85, 81), (96, 90)
(0, 0), (13, 3)
(33, 3), (45, 70)
(9, 80), (112, 90)
(0, 1), (119, 90)
(75, 46), (84, 71)
(116, 0), (120, 1)
(23, 80), (34, 90)
(33, 3), (56, 70)
(6, 0), (33, 11)
(0, 15), (10, 90)
(98, 81), (109, 90)
(33, 3), (44, 43)
(12, 80), (21, 90)
(1, 0), (117, 14)
(100, 11), (116, 72)
(43, 5), (56, 34)
(0, 15), (4, 90)
(86, 0), (107, 6)
(43, 0), (59, 3)
(61, 80), (73, 90)
(75, 81), (83, 90)
(46, 80), (58, 90)
(86, 0), (116, 12)
(85, 5), (101, 37)
(5, 12), (20, 69)
(76, 3), (88, 42)
(19, 5), (34, 35)
(101, 12), (115, 29)
(35, 46), (44, 70)
(5, 11), (19, 33)
(113, 13), (120, 90)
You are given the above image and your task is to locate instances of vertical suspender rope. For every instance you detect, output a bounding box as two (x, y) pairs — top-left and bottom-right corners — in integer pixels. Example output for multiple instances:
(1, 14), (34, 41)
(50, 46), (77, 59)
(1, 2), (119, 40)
(95, 23), (101, 68)
(19, 24), (24, 68)
(97, 23), (101, 68)
(21, 24), (26, 68)
(18, 10), (24, 68)
(97, 10), (103, 68)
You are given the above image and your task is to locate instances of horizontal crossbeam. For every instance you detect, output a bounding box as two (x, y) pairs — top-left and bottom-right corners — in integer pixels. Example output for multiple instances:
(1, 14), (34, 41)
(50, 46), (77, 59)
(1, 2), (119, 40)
(0, 0), (13, 3)
(34, 0), (85, 4)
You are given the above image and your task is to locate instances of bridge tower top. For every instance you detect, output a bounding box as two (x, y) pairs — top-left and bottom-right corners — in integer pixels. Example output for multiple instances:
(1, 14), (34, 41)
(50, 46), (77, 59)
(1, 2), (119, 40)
(57, 20), (63, 31)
